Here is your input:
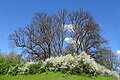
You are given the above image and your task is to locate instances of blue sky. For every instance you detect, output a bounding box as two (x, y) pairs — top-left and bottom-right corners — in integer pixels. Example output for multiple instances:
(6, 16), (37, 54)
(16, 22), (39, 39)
(0, 0), (120, 53)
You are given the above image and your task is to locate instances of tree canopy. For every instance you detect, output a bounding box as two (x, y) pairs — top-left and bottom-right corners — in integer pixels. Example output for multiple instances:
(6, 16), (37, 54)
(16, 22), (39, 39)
(9, 9), (108, 61)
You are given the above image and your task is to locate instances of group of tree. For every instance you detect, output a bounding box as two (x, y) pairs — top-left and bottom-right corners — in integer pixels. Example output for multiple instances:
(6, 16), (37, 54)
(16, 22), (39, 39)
(0, 51), (22, 63)
(8, 9), (120, 70)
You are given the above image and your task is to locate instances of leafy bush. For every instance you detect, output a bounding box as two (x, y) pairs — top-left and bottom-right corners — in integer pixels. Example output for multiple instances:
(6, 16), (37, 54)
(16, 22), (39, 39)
(0, 62), (9, 74)
(0, 52), (22, 75)
(18, 62), (32, 75)
(7, 63), (25, 76)
(17, 61), (44, 75)
(0, 62), (23, 75)
(28, 62), (43, 74)
(7, 65), (18, 76)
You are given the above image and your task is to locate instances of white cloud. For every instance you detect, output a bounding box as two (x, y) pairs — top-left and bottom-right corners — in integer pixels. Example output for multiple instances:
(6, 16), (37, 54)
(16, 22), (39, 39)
(64, 37), (75, 44)
(64, 24), (75, 44)
(64, 24), (74, 32)
(116, 50), (120, 55)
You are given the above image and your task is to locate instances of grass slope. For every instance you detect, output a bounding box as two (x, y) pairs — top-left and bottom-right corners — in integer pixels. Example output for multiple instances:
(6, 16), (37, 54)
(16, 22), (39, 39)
(0, 72), (116, 80)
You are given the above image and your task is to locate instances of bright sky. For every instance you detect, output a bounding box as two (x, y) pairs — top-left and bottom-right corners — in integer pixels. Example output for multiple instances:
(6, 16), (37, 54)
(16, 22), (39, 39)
(0, 0), (120, 53)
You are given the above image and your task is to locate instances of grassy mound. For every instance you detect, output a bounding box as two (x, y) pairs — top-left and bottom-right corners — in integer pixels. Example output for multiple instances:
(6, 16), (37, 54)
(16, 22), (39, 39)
(0, 72), (116, 80)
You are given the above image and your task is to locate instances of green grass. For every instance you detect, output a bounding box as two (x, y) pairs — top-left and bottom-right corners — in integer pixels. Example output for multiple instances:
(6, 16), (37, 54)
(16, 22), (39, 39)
(0, 72), (116, 80)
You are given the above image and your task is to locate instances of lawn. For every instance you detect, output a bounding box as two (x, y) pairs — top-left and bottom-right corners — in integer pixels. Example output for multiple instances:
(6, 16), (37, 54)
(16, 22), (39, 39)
(0, 72), (116, 80)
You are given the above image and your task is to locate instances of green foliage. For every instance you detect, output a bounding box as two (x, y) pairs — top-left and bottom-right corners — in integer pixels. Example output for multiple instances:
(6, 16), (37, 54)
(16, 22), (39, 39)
(0, 62), (9, 74)
(28, 62), (43, 74)
(0, 52), (22, 75)
(7, 63), (25, 76)
(8, 65), (19, 76)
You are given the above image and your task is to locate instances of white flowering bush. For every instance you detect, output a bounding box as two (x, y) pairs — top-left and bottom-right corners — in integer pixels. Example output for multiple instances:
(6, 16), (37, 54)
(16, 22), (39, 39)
(7, 62), (25, 75)
(18, 62), (36, 75)
(44, 51), (120, 79)
(7, 64), (19, 76)
(4, 51), (120, 80)
(94, 63), (120, 80)
(17, 61), (44, 75)
(44, 54), (74, 72)
(44, 51), (97, 76)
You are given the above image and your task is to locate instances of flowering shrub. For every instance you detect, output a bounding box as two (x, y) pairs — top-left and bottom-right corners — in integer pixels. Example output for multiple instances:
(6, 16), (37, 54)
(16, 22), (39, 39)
(94, 63), (120, 80)
(1, 51), (119, 80)
(44, 54), (74, 72)
(44, 51), (120, 79)
(44, 51), (97, 76)
(0, 61), (21, 75)
(7, 62), (25, 76)
(17, 61), (44, 75)
(18, 62), (35, 75)
(7, 65), (19, 76)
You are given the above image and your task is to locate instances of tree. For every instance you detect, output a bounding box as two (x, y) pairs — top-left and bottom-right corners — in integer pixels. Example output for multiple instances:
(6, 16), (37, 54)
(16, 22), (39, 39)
(9, 9), (108, 61)
(93, 48), (113, 69)
(93, 48), (120, 71)
(9, 13), (54, 60)
(52, 9), (67, 56)
(69, 10), (108, 55)
(32, 13), (55, 59)
(113, 54), (120, 71)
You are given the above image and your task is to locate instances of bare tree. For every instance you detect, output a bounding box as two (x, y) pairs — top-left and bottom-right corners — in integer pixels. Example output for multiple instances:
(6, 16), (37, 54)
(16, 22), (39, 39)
(93, 48), (120, 70)
(9, 13), (54, 60)
(32, 13), (55, 59)
(52, 9), (67, 56)
(113, 55), (120, 71)
(93, 48), (114, 69)
(9, 9), (109, 61)
(64, 44), (76, 55)
(69, 10), (108, 55)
